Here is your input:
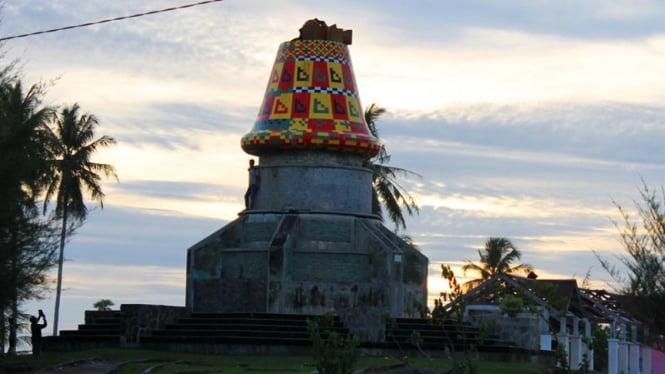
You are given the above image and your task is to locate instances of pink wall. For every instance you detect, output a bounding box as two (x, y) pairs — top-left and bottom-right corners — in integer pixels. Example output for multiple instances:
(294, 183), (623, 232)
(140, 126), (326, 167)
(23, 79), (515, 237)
(652, 348), (665, 374)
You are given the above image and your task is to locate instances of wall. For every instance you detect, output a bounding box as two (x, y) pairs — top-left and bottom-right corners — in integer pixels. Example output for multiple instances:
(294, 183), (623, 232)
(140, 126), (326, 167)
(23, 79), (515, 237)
(253, 151), (373, 214)
(467, 308), (545, 350)
(186, 213), (429, 342)
(120, 304), (188, 344)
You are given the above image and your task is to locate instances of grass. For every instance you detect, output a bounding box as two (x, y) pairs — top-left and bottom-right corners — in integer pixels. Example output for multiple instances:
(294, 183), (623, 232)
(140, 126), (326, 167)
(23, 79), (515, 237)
(0, 348), (564, 373)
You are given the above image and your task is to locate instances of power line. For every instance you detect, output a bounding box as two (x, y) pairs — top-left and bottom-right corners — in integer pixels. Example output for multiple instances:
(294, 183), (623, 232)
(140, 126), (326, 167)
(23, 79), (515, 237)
(0, 0), (225, 42)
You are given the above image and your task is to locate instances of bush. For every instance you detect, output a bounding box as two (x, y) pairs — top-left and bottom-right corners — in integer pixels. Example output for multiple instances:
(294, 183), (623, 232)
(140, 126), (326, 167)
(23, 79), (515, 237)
(307, 313), (359, 374)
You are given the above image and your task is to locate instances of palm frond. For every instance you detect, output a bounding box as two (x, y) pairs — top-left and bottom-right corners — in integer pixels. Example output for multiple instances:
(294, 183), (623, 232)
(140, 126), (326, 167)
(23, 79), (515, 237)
(363, 103), (420, 230)
(463, 237), (533, 288)
(364, 103), (386, 137)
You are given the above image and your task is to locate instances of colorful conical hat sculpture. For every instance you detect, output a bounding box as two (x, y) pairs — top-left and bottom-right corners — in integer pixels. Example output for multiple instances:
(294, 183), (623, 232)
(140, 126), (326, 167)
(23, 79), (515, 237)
(241, 20), (381, 158)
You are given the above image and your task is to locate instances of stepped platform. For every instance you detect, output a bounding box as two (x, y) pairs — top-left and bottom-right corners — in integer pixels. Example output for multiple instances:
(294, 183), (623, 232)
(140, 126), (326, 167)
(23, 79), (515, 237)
(44, 310), (126, 351)
(44, 305), (521, 357)
(140, 312), (349, 354)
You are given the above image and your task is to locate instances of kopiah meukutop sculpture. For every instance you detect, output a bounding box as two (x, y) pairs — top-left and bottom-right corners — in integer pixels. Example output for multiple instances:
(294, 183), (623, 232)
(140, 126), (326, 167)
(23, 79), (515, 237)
(185, 19), (428, 341)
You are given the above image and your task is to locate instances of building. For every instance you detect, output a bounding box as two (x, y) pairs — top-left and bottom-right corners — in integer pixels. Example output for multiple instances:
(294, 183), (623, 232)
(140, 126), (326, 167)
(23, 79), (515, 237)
(185, 20), (428, 340)
(452, 273), (655, 373)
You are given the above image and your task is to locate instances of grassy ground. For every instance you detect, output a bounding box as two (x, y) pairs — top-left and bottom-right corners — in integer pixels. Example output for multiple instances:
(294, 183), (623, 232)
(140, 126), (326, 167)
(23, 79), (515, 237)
(0, 348), (561, 373)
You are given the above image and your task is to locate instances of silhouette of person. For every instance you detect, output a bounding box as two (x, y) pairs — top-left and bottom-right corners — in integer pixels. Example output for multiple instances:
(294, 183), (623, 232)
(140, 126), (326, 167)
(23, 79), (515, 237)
(30, 309), (47, 360)
(7, 317), (17, 355)
(244, 159), (260, 209)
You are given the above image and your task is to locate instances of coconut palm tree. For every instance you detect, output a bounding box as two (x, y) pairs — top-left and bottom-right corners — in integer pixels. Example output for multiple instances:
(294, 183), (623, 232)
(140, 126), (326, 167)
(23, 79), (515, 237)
(43, 103), (117, 335)
(461, 237), (533, 290)
(364, 103), (419, 231)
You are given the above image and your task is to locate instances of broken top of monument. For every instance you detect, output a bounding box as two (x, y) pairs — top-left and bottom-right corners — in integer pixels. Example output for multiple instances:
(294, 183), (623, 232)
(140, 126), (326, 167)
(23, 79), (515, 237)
(241, 19), (380, 157)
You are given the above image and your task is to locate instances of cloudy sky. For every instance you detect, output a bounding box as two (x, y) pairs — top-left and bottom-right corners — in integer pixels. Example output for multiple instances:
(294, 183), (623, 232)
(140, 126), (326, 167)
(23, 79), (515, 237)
(3, 0), (665, 332)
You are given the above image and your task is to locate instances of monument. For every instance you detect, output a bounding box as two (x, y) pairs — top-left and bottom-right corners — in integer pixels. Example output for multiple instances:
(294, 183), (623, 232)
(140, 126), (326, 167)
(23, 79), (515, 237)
(185, 20), (428, 337)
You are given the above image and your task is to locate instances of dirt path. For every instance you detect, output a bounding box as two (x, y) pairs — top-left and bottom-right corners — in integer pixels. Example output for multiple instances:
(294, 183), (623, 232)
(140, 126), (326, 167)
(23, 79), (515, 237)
(35, 358), (118, 374)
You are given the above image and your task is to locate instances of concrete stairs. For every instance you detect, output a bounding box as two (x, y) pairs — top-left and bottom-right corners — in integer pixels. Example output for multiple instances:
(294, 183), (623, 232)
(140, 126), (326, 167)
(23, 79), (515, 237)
(139, 312), (349, 354)
(45, 308), (517, 355)
(44, 311), (126, 350)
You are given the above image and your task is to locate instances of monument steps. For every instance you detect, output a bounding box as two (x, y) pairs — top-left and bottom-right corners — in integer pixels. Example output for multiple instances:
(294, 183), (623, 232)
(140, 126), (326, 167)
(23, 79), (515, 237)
(43, 311), (127, 350)
(150, 323), (316, 338)
(59, 313), (125, 336)
(60, 329), (121, 336)
(141, 312), (349, 348)
(45, 308), (518, 355)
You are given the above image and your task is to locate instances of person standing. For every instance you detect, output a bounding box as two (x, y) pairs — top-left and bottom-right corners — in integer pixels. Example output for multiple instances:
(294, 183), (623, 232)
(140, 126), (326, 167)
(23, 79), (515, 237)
(6, 317), (17, 355)
(30, 309), (47, 360)
(244, 159), (260, 209)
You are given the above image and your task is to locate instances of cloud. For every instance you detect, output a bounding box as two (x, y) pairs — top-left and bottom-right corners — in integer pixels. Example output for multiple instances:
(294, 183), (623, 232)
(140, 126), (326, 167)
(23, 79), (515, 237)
(11, 1), (665, 116)
(104, 180), (245, 220)
(356, 0), (665, 41)
(96, 130), (249, 186)
(63, 206), (224, 267)
(96, 103), (250, 150)
(356, 31), (665, 110)
(381, 102), (665, 167)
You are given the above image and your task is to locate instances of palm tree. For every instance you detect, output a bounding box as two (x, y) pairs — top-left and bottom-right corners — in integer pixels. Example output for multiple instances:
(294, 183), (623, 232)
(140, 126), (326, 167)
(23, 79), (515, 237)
(93, 299), (114, 311)
(44, 103), (117, 336)
(461, 237), (533, 290)
(364, 103), (419, 231)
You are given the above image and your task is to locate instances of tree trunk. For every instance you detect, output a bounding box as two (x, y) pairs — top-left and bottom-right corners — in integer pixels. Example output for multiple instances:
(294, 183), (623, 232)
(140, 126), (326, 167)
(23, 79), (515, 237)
(5, 227), (18, 355)
(52, 206), (68, 336)
(0, 311), (5, 356)
(10, 240), (17, 355)
(10, 299), (17, 356)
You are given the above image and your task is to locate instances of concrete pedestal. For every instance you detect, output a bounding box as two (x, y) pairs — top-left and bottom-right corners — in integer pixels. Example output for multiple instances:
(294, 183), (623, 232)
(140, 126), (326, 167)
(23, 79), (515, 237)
(643, 345), (652, 374)
(619, 340), (628, 374)
(540, 334), (552, 350)
(608, 338), (619, 374)
(584, 319), (594, 370)
(629, 342), (639, 374)
(557, 333), (570, 368)
(570, 334), (582, 370)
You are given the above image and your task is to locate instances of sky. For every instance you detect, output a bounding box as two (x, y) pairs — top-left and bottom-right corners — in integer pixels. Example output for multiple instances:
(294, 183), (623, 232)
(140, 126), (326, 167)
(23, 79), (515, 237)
(2, 0), (665, 333)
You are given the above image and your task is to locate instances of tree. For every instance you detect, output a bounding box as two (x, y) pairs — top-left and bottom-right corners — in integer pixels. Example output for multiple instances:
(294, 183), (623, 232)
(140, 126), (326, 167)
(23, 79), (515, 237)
(307, 312), (359, 374)
(1, 208), (58, 352)
(44, 103), (117, 336)
(596, 181), (665, 335)
(364, 103), (419, 231)
(0, 81), (54, 210)
(93, 299), (114, 311)
(432, 264), (478, 373)
(0, 78), (58, 354)
(461, 237), (533, 290)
